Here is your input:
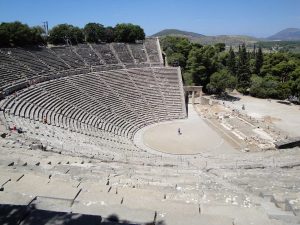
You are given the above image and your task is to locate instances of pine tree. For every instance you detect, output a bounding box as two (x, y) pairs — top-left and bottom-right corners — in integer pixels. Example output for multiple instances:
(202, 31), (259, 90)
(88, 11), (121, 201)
(240, 43), (248, 65)
(255, 47), (263, 75)
(237, 43), (251, 93)
(252, 44), (256, 58)
(227, 47), (236, 75)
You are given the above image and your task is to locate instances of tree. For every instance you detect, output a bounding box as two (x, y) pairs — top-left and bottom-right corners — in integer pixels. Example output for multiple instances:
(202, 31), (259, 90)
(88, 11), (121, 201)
(48, 24), (84, 45)
(0, 23), (10, 47)
(0, 21), (45, 47)
(277, 82), (292, 99)
(71, 26), (84, 44)
(237, 44), (251, 93)
(207, 69), (237, 94)
(83, 23), (105, 43)
(185, 47), (206, 85)
(114, 23), (145, 43)
(31, 26), (46, 45)
(255, 47), (263, 74)
(167, 52), (186, 67)
(250, 75), (280, 98)
(252, 44), (256, 58)
(290, 67), (300, 97)
(272, 60), (296, 83)
(214, 43), (225, 52)
(103, 26), (115, 43)
(8, 22), (34, 46)
(160, 36), (193, 69)
(291, 77), (300, 97)
(227, 47), (236, 75)
(185, 45), (219, 88)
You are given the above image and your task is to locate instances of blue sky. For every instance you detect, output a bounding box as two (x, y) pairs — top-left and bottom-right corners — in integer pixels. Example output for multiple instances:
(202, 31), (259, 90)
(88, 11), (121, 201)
(0, 0), (299, 37)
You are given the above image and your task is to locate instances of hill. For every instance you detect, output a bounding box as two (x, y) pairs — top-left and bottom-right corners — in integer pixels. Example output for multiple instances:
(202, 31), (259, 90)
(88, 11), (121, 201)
(198, 35), (259, 46)
(152, 29), (205, 38)
(268, 28), (300, 41)
(152, 29), (259, 46)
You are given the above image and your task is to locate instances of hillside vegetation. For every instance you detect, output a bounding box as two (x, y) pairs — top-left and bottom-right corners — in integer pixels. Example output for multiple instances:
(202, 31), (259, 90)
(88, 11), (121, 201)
(257, 41), (300, 53)
(161, 36), (300, 100)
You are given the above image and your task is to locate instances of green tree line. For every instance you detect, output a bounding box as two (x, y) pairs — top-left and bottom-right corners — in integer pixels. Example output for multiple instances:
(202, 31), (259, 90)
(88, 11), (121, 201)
(0, 21), (145, 47)
(161, 36), (300, 100)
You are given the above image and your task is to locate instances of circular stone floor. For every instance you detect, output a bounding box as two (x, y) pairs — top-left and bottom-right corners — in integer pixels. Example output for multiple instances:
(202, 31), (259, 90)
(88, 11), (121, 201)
(142, 106), (238, 155)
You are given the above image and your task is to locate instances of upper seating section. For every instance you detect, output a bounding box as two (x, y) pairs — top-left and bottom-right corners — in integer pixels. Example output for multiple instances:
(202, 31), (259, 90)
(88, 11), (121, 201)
(0, 38), (163, 91)
(111, 43), (134, 64)
(51, 46), (86, 68)
(1, 48), (52, 74)
(128, 43), (148, 64)
(144, 38), (162, 64)
(0, 51), (33, 88)
(90, 43), (119, 64)
(30, 47), (71, 70)
(73, 44), (104, 66)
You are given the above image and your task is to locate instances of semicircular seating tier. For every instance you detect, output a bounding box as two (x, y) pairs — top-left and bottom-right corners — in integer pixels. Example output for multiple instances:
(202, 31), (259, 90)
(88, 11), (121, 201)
(0, 38), (163, 94)
(0, 38), (186, 152)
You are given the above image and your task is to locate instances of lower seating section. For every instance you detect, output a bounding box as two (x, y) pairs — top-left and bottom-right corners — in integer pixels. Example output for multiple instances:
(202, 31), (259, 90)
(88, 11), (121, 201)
(2, 67), (186, 142)
(7, 115), (142, 160)
(1, 133), (299, 225)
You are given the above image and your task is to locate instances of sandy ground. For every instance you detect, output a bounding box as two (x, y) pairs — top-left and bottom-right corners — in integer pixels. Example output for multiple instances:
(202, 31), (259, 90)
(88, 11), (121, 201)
(143, 104), (237, 155)
(222, 94), (300, 137)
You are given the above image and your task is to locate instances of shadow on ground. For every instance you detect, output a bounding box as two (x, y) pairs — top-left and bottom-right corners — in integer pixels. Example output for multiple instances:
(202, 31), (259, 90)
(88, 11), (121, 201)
(0, 204), (165, 225)
(214, 94), (241, 102)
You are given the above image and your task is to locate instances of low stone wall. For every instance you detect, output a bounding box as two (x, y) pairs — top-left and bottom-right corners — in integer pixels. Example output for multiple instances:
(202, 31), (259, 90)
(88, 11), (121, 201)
(275, 137), (300, 149)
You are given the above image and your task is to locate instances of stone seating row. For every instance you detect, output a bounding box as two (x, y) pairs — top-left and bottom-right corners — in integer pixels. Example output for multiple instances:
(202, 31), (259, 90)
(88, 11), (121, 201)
(0, 39), (163, 92)
(2, 67), (185, 142)
(144, 38), (161, 64)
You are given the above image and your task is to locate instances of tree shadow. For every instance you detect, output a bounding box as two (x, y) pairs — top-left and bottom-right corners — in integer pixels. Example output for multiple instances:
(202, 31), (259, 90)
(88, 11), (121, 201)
(214, 93), (241, 102)
(0, 204), (166, 225)
(0, 204), (102, 225)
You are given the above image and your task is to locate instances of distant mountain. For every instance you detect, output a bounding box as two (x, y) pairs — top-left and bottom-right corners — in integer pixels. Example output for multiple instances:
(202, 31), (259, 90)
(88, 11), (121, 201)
(152, 29), (205, 38)
(268, 28), (300, 41)
(151, 29), (259, 46)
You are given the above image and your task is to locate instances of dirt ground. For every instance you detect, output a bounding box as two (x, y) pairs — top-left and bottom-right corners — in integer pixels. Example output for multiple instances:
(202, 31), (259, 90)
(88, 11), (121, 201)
(222, 93), (300, 137)
(143, 93), (300, 155)
(143, 104), (237, 155)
